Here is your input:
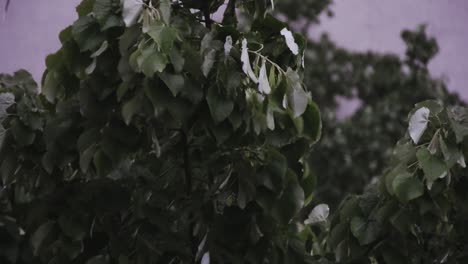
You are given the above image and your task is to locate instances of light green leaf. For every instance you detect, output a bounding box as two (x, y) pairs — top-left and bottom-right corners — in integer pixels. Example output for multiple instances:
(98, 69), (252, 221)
(202, 49), (216, 77)
(43, 72), (60, 103)
(304, 204), (329, 225)
(241, 39), (258, 83)
(416, 148), (447, 189)
(408, 107), (430, 144)
(140, 49), (168, 77)
(121, 0), (143, 27)
(280, 28), (299, 55)
(302, 101), (322, 143)
(159, 73), (185, 97)
(147, 25), (177, 53)
(285, 68), (308, 117)
(159, 0), (171, 24)
(258, 59), (271, 94)
(170, 48), (185, 73)
(392, 172), (424, 202)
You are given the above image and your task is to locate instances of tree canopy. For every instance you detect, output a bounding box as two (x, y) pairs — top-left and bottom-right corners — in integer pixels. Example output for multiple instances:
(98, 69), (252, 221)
(0, 0), (321, 263)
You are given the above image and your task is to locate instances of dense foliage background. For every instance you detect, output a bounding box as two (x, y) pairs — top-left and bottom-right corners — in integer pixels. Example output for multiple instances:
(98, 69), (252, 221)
(278, 0), (464, 208)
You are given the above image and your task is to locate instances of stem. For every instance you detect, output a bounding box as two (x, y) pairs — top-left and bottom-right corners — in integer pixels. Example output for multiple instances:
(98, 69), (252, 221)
(248, 50), (286, 75)
(181, 130), (196, 263)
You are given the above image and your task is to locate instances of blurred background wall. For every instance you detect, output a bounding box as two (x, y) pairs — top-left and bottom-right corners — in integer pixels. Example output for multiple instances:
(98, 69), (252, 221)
(0, 0), (467, 100)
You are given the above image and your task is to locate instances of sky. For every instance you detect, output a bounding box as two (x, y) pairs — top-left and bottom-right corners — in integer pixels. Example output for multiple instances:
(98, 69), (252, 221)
(0, 0), (467, 100)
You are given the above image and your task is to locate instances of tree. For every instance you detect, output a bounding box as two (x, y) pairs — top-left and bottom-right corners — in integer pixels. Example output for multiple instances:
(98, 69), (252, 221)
(277, 0), (464, 207)
(0, 0), (321, 263)
(312, 101), (468, 263)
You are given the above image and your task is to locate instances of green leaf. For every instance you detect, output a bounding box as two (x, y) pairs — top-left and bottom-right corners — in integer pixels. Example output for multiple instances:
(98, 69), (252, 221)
(86, 255), (108, 264)
(241, 39), (258, 83)
(159, 0), (171, 24)
(42, 72), (60, 103)
(80, 144), (97, 173)
(122, 95), (142, 125)
(258, 59), (271, 94)
(265, 149), (287, 191)
(121, 0), (143, 27)
(304, 204), (329, 225)
(415, 100), (443, 115)
(416, 148), (447, 189)
(76, 0), (94, 16)
(11, 119), (36, 146)
(170, 48), (185, 73)
(408, 107), (430, 144)
(392, 172), (424, 202)
(280, 28), (299, 55)
(90, 40), (109, 58)
(202, 49), (217, 77)
(350, 217), (381, 245)
(447, 106), (468, 143)
(147, 25), (178, 53)
(159, 73), (185, 97)
(93, 0), (113, 24)
(273, 174), (304, 224)
(384, 163), (406, 195)
(31, 221), (55, 256)
(285, 68), (308, 117)
(72, 16), (105, 51)
(140, 48), (168, 77)
(302, 101), (321, 143)
(439, 136), (464, 168)
(206, 86), (234, 123)
(0, 92), (15, 119)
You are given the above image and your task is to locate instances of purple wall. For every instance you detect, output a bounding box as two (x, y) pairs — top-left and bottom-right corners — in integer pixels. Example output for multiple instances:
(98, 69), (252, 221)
(0, 0), (467, 100)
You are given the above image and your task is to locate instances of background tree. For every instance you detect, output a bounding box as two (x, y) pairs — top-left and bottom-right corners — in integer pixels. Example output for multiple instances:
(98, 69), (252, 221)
(278, 1), (464, 208)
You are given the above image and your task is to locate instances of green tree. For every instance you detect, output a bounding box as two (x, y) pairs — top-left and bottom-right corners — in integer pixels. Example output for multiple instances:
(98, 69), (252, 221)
(0, 0), (320, 263)
(277, 0), (464, 207)
(314, 101), (468, 263)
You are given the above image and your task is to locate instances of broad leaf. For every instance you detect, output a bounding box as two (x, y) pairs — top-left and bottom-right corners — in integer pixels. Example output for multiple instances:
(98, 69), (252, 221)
(206, 86), (234, 123)
(280, 28), (299, 55)
(258, 59), (271, 94)
(392, 172), (424, 202)
(304, 204), (329, 225)
(408, 107), (430, 144)
(159, 73), (185, 97)
(416, 148), (447, 189)
(285, 68), (308, 117)
(350, 217), (381, 245)
(121, 0), (143, 27)
(241, 39), (258, 83)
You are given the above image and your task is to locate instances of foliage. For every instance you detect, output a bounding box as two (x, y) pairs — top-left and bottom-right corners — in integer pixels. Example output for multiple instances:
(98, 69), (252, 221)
(303, 26), (463, 208)
(0, 0), (323, 263)
(311, 101), (468, 263)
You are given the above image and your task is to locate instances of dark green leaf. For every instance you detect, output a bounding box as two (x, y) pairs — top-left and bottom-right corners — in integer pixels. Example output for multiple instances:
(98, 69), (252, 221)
(392, 172), (424, 202)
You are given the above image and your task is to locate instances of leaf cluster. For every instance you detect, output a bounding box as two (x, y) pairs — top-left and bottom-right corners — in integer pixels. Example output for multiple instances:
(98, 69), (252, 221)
(0, 0), (322, 263)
